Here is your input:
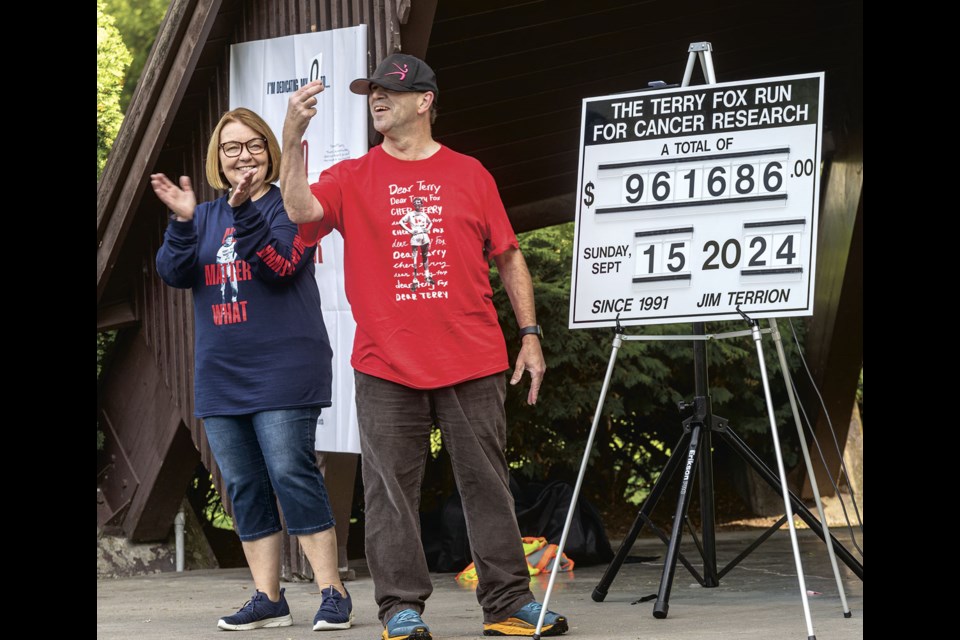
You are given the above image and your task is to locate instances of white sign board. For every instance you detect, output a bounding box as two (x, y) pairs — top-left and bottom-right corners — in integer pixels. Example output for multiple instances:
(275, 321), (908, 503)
(570, 73), (824, 328)
(230, 26), (367, 452)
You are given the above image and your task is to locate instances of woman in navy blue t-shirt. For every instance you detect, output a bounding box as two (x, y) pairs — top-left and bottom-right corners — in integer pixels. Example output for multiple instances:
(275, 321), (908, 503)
(153, 108), (353, 631)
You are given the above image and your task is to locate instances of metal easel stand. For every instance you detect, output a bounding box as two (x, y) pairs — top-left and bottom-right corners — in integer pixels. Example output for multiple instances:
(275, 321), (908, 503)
(532, 42), (858, 640)
(682, 41), (718, 86)
(534, 320), (858, 640)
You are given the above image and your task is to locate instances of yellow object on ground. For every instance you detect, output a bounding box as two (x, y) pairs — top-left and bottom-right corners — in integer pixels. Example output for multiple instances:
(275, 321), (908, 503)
(455, 537), (574, 582)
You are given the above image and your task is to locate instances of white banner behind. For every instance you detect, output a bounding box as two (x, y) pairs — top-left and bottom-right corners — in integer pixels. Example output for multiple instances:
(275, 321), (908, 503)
(230, 26), (367, 453)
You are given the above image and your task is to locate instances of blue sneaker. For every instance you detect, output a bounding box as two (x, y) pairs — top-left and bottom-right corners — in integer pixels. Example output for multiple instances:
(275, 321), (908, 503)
(382, 608), (432, 640)
(217, 589), (293, 630)
(483, 601), (568, 636)
(313, 585), (354, 631)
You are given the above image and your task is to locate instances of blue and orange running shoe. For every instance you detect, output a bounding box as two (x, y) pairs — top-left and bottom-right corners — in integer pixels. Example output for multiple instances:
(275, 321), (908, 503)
(382, 608), (432, 640)
(483, 601), (568, 636)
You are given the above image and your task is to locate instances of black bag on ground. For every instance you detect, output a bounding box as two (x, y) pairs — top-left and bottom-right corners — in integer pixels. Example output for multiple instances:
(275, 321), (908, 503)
(421, 491), (472, 573)
(512, 479), (614, 566)
(421, 477), (614, 571)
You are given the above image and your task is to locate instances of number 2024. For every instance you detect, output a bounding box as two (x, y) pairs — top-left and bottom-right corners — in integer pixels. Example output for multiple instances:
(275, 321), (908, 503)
(702, 235), (797, 270)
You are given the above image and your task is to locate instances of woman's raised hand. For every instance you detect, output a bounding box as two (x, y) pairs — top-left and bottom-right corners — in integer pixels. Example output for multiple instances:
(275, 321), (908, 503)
(151, 173), (197, 222)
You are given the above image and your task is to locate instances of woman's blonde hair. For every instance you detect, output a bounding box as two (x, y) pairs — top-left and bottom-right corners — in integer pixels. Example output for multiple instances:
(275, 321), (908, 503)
(204, 108), (282, 190)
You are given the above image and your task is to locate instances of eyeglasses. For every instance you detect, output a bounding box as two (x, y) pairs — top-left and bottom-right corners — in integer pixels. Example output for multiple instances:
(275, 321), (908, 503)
(219, 137), (268, 158)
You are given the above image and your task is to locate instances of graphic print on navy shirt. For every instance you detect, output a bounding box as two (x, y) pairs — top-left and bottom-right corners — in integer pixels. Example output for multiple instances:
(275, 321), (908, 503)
(204, 226), (253, 325)
(390, 180), (449, 301)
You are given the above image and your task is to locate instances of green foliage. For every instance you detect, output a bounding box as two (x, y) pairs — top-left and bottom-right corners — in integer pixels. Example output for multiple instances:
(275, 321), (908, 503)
(102, 0), (170, 111)
(491, 222), (806, 507)
(97, 331), (117, 451)
(97, 330), (117, 379)
(187, 469), (235, 531)
(97, 0), (131, 179)
(194, 475), (234, 530)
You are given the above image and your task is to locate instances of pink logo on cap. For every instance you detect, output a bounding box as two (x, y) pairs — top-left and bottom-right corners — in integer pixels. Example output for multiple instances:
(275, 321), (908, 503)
(385, 63), (409, 81)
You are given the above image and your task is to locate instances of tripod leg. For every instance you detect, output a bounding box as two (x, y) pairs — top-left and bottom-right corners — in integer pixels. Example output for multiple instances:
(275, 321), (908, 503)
(653, 423), (704, 619)
(722, 426), (863, 579)
(692, 334), (719, 588)
(744, 320), (816, 639)
(592, 430), (691, 602)
(533, 332), (624, 638)
(770, 318), (854, 616)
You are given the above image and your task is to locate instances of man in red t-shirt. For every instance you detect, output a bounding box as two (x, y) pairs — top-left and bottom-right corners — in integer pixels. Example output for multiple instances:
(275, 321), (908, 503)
(281, 54), (567, 639)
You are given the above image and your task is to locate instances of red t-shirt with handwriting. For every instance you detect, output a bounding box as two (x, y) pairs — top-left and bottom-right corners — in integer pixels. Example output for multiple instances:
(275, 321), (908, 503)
(301, 145), (519, 389)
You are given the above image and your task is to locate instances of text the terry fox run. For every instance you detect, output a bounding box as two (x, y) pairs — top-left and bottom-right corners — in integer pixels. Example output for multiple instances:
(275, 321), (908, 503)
(585, 78), (820, 146)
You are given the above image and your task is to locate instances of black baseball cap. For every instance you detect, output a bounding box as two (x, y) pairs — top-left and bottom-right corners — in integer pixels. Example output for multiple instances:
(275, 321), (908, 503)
(349, 53), (439, 98)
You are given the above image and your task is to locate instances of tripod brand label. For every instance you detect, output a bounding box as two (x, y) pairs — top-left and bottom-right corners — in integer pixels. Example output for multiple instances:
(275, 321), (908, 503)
(680, 444), (698, 496)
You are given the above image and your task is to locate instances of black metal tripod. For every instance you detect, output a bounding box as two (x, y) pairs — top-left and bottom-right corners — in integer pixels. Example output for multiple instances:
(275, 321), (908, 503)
(591, 322), (864, 618)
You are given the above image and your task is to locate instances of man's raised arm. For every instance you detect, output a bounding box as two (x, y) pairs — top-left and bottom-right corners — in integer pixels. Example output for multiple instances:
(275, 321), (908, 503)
(280, 80), (326, 223)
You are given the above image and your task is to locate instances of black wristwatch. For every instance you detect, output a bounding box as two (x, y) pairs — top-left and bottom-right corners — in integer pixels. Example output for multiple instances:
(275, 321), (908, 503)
(518, 325), (543, 341)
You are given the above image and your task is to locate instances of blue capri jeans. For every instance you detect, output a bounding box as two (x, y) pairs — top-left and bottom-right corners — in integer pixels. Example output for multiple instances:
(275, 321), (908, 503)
(203, 406), (335, 542)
